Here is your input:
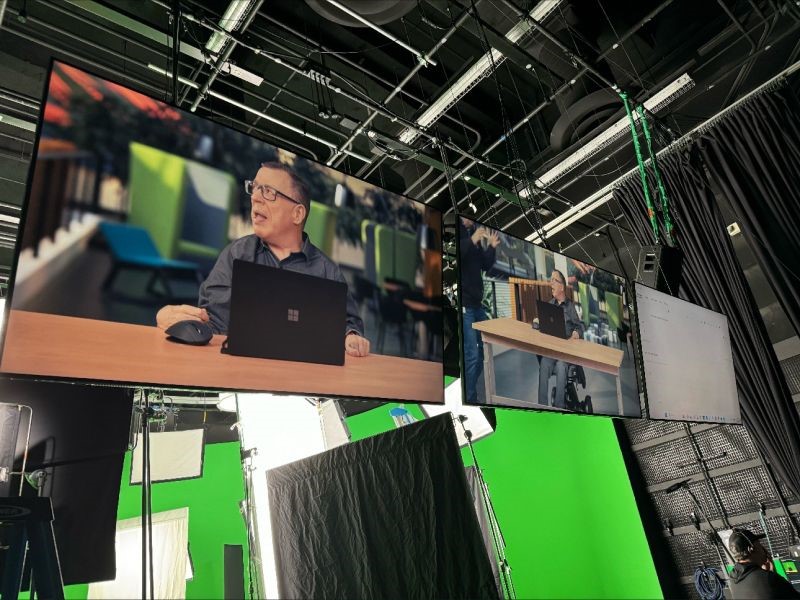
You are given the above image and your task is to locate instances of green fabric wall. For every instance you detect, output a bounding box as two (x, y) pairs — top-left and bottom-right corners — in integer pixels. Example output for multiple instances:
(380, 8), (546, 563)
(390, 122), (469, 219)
(54, 401), (661, 599)
(347, 403), (663, 600)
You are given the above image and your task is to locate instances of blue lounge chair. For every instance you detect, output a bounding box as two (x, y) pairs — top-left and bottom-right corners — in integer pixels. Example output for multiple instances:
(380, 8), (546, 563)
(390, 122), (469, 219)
(99, 221), (203, 300)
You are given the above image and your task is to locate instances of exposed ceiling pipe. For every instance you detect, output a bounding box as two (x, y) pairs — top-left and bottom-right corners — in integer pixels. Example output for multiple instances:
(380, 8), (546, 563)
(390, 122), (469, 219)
(475, 3), (787, 225)
(189, 0), (264, 112)
(320, 0), (437, 67)
(171, 8), (533, 188)
(148, 64), (372, 162)
(515, 56), (800, 243)
(248, 9), (482, 143)
(326, 5), (473, 168)
(12, 2), (353, 152)
(397, 0), (562, 146)
(2, 13), (323, 160)
(434, 0), (676, 212)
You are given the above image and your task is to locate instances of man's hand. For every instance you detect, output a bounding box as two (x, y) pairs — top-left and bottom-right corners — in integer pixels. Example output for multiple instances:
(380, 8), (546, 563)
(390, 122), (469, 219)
(345, 333), (370, 357)
(156, 305), (209, 330)
(570, 330), (580, 340)
(471, 227), (487, 245)
(487, 231), (501, 248)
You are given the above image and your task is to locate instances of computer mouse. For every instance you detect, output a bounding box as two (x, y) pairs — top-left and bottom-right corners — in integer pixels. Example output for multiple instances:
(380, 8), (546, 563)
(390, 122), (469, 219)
(165, 320), (214, 346)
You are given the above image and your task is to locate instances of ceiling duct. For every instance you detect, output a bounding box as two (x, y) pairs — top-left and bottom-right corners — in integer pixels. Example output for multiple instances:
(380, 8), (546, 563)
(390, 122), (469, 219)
(305, 0), (415, 26)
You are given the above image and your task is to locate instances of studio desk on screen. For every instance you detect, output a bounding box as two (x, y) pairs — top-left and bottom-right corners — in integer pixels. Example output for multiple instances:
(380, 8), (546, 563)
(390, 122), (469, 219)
(472, 317), (625, 413)
(1, 310), (444, 403)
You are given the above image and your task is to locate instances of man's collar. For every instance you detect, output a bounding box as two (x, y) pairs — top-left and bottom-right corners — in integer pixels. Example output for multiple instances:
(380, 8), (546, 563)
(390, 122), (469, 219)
(259, 232), (315, 260)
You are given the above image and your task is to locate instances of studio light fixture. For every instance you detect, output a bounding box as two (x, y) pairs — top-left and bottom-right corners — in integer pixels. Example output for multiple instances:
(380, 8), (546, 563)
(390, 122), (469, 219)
(521, 73), (695, 194)
(397, 0), (561, 145)
(204, 0), (255, 55)
(0, 112), (35, 132)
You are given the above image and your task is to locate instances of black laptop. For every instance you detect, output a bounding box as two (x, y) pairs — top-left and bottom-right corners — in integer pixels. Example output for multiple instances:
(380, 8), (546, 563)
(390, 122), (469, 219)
(536, 300), (568, 339)
(222, 260), (348, 365)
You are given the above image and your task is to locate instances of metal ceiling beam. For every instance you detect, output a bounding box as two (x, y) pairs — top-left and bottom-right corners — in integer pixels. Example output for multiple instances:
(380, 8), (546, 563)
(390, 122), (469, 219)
(326, 5), (473, 168)
(321, 0), (436, 66)
(510, 54), (800, 242)
(170, 5), (533, 190)
(2, 10), (326, 160)
(246, 8), (481, 141)
(474, 3), (788, 227)
(188, 0), (264, 112)
(20, 1), (361, 149)
(433, 0), (677, 212)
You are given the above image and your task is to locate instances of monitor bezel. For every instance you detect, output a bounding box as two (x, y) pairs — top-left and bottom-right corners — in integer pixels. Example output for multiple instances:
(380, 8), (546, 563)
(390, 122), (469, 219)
(0, 58), (445, 404)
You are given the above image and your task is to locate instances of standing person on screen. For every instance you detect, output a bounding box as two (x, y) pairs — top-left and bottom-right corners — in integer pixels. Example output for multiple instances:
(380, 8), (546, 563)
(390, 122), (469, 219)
(728, 528), (800, 599)
(538, 270), (583, 408)
(459, 218), (500, 404)
(156, 161), (370, 357)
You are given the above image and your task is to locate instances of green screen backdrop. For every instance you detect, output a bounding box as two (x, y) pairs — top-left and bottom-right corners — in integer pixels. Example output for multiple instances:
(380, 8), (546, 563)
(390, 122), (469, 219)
(53, 396), (661, 599)
(347, 400), (663, 600)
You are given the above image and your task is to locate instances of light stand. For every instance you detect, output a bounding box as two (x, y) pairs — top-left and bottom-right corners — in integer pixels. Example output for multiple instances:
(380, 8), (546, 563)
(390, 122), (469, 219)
(456, 414), (516, 599)
(133, 388), (159, 600)
(667, 479), (735, 566)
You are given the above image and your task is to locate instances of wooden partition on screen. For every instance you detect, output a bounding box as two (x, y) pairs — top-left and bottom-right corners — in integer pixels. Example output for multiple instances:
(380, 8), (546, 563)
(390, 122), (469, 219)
(508, 277), (575, 323)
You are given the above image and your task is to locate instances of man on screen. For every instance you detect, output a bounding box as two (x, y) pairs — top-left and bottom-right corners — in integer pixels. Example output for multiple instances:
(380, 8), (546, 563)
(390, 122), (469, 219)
(156, 161), (370, 357)
(538, 270), (583, 408)
(459, 218), (500, 404)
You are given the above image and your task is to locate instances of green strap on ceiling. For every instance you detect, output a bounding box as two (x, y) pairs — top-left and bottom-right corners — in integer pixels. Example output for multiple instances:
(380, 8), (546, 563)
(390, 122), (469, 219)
(621, 91), (660, 243)
(636, 104), (674, 244)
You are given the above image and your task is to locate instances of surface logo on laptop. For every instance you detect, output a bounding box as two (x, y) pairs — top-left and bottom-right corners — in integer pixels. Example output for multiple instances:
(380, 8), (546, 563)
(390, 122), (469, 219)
(287, 308), (300, 322)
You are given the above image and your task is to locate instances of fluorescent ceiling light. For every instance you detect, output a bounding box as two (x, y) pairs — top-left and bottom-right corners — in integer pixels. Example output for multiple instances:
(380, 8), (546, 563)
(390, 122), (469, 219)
(0, 113), (35, 132)
(525, 191), (612, 243)
(205, 0), (253, 55)
(524, 73), (694, 192)
(63, 0), (263, 86)
(0, 215), (20, 225)
(398, 0), (561, 145)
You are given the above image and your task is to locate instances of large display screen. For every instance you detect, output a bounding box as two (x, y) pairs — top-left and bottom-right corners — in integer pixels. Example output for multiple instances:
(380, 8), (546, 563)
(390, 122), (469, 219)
(0, 61), (443, 403)
(456, 217), (641, 418)
(634, 283), (741, 423)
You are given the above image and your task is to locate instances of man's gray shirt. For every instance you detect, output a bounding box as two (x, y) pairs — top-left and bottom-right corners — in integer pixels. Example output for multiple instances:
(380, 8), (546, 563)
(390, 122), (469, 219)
(198, 233), (365, 336)
(550, 296), (584, 338)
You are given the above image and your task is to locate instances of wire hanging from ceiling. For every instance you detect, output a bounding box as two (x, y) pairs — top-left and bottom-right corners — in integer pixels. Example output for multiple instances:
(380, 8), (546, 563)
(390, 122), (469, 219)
(468, 0), (551, 246)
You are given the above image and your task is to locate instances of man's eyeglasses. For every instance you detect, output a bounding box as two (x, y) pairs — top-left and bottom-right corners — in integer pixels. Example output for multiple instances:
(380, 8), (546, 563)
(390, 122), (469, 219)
(550, 276), (565, 285)
(244, 181), (302, 205)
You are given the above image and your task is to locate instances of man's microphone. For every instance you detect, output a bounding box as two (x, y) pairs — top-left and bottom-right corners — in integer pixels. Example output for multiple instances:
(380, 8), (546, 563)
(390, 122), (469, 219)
(665, 478), (692, 494)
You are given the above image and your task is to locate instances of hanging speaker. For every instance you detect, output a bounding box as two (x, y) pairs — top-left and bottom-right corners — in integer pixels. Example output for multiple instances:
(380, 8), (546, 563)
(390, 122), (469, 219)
(637, 245), (682, 294)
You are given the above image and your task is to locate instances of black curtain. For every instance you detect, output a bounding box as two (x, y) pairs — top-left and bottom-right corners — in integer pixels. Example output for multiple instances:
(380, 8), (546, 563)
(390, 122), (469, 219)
(613, 148), (800, 499)
(266, 414), (498, 600)
(697, 85), (800, 338)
